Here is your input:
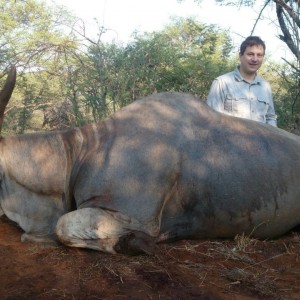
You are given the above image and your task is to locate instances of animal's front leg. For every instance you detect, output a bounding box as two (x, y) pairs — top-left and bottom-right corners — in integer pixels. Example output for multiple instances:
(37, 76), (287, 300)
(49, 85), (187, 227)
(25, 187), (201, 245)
(55, 208), (156, 255)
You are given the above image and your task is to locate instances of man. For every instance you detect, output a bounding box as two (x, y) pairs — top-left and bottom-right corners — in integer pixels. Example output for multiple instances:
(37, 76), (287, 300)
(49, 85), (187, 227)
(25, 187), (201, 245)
(206, 36), (277, 126)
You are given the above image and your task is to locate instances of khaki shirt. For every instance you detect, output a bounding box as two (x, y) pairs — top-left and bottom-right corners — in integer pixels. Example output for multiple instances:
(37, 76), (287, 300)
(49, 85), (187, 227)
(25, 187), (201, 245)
(206, 67), (277, 126)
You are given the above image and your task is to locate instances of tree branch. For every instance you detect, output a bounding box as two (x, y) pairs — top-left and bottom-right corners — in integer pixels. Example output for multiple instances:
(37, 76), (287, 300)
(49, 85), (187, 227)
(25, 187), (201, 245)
(274, 0), (300, 28)
(276, 2), (300, 60)
(250, 0), (272, 35)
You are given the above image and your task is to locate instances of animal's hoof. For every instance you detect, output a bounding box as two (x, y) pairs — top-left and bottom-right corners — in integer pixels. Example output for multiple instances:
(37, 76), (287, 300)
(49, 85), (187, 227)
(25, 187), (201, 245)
(114, 231), (156, 255)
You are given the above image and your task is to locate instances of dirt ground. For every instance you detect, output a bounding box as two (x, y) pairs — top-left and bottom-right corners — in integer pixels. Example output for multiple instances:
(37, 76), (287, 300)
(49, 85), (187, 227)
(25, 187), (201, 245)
(0, 216), (299, 300)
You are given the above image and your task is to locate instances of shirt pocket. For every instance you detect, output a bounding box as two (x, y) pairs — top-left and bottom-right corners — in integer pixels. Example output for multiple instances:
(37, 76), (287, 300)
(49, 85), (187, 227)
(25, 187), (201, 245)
(254, 98), (269, 116)
(224, 96), (249, 114)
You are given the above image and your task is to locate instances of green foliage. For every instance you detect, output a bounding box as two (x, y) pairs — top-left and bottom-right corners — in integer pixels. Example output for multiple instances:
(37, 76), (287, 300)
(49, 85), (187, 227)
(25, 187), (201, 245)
(66, 17), (235, 122)
(0, 0), (83, 134)
(258, 58), (300, 131)
(134, 17), (235, 97)
(0, 0), (77, 68)
(273, 67), (300, 131)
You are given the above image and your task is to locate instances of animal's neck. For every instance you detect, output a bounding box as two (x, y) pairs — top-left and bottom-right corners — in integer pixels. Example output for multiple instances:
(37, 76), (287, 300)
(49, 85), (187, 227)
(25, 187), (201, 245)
(0, 132), (73, 194)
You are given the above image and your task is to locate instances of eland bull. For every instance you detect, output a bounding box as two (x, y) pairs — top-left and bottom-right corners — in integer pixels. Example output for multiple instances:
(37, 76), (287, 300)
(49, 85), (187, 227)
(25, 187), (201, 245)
(0, 66), (300, 255)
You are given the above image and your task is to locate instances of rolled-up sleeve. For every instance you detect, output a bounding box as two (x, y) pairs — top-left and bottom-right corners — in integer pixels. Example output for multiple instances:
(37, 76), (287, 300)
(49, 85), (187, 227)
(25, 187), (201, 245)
(265, 84), (277, 127)
(206, 79), (225, 113)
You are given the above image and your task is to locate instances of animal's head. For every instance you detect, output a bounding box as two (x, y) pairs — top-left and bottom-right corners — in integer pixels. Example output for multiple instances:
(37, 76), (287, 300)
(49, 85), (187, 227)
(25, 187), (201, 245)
(0, 66), (16, 134)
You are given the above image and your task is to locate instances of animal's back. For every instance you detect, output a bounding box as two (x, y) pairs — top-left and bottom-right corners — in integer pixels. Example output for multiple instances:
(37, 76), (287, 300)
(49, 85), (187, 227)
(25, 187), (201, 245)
(73, 92), (300, 240)
(154, 94), (300, 240)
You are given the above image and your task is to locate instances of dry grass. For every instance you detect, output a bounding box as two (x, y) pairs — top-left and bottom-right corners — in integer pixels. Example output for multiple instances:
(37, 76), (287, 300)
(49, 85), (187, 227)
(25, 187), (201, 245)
(234, 233), (258, 252)
(153, 235), (298, 300)
(1, 213), (300, 300)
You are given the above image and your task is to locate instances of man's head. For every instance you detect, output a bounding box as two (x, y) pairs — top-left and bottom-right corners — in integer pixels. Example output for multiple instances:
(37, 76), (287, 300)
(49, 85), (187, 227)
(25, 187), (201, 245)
(240, 36), (266, 56)
(239, 36), (266, 81)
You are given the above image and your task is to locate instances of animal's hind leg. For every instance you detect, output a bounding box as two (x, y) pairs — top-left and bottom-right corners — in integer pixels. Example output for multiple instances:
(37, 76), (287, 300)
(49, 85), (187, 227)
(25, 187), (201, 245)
(56, 208), (156, 255)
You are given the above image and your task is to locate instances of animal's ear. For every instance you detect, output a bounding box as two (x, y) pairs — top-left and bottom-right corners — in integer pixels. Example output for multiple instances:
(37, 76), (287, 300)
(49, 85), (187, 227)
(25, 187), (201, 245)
(0, 66), (16, 134)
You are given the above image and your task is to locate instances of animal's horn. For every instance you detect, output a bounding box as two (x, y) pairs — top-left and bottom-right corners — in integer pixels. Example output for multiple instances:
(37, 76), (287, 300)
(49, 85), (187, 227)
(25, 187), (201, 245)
(0, 66), (16, 134)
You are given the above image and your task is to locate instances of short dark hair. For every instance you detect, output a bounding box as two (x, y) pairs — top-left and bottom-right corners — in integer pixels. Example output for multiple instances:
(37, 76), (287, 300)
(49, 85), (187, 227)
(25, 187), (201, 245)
(240, 36), (266, 55)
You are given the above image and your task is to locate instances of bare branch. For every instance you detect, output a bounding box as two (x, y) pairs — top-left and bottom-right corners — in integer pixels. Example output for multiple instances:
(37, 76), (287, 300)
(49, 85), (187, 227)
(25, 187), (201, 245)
(250, 0), (272, 35)
(281, 57), (300, 72)
(274, 0), (300, 28)
(276, 2), (300, 60)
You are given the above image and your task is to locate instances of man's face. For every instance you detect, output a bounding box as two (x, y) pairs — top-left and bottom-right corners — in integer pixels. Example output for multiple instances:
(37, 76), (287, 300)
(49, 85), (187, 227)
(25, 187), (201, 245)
(239, 45), (265, 76)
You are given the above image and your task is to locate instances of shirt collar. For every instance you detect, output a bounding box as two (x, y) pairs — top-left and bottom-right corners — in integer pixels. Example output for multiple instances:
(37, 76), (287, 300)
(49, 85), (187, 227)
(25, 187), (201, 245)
(234, 66), (261, 85)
